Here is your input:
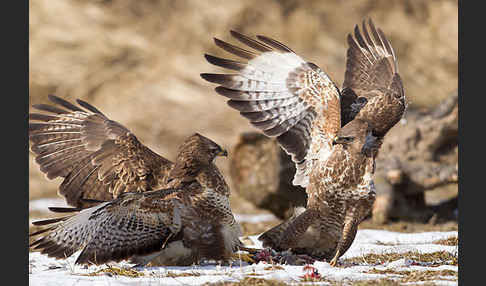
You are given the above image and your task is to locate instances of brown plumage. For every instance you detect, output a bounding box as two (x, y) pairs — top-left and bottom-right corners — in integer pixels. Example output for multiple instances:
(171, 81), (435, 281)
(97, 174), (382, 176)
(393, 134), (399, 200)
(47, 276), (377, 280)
(259, 119), (379, 264)
(341, 20), (405, 136)
(201, 19), (405, 265)
(29, 95), (175, 208)
(29, 133), (243, 266)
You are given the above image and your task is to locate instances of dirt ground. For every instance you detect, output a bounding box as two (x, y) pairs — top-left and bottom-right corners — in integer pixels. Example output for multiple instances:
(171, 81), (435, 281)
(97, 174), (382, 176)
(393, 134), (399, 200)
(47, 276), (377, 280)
(29, 0), (458, 235)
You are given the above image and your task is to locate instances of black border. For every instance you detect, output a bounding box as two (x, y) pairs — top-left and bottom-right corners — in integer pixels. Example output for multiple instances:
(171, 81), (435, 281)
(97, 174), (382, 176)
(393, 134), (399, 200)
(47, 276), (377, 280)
(458, 1), (468, 285)
(457, 0), (463, 283)
(7, 0), (29, 284)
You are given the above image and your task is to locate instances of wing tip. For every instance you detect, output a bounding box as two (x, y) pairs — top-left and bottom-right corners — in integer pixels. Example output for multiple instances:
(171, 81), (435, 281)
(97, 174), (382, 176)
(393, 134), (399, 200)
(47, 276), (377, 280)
(31, 216), (67, 226)
(229, 29), (243, 38)
(200, 72), (218, 83)
(200, 73), (233, 85)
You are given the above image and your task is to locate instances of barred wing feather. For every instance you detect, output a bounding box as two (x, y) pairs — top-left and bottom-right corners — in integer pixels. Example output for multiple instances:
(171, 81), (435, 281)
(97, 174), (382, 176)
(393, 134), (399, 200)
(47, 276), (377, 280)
(29, 95), (173, 208)
(341, 19), (405, 135)
(201, 31), (341, 188)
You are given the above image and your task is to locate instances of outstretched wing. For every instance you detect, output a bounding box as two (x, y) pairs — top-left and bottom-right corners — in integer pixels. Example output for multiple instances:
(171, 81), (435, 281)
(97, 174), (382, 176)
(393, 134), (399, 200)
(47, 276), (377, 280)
(201, 31), (341, 188)
(29, 190), (181, 265)
(341, 19), (405, 135)
(29, 95), (174, 208)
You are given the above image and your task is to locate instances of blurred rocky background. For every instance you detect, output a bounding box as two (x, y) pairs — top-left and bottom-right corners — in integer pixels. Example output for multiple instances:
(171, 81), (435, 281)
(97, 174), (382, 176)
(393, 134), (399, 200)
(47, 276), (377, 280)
(29, 0), (458, 235)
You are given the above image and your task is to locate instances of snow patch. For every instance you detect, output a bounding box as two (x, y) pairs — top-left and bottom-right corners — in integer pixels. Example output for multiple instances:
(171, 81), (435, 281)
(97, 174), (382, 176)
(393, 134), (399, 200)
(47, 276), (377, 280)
(29, 228), (458, 285)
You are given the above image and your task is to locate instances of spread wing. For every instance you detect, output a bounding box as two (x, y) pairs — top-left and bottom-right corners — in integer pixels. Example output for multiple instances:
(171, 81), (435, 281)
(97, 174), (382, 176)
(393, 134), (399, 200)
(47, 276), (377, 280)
(201, 31), (341, 188)
(29, 95), (174, 208)
(341, 19), (406, 135)
(29, 189), (181, 265)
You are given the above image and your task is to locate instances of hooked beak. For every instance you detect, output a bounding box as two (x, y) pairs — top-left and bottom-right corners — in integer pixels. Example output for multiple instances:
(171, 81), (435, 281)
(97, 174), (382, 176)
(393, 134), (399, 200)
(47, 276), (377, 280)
(217, 149), (228, 157)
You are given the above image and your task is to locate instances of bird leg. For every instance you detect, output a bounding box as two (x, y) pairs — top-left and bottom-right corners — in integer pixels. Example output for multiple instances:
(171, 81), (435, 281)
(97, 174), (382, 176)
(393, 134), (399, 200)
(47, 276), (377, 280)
(231, 245), (264, 264)
(237, 246), (260, 254)
(161, 233), (173, 248)
(329, 251), (340, 267)
(329, 207), (359, 267)
(278, 208), (320, 249)
(231, 252), (256, 264)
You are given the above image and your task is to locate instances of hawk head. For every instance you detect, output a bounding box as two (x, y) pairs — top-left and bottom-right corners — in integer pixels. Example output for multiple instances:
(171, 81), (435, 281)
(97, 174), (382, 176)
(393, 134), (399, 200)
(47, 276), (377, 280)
(167, 133), (228, 185)
(174, 133), (228, 166)
(184, 133), (228, 163)
(332, 119), (372, 150)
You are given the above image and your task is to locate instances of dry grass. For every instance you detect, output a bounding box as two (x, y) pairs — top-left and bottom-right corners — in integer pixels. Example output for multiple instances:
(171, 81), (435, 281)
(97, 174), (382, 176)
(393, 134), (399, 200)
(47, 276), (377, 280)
(432, 236), (458, 246)
(342, 280), (402, 286)
(367, 268), (457, 282)
(82, 266), (144, 278)
(342, 250), (458, 266)
(208, 277), (288, 286)
(165, 271), (202, 278)
(359, 219), (458, 233)
(342, 278), (444, 286)
(400, 270), (457, 283)
(264, 265), (285, 271)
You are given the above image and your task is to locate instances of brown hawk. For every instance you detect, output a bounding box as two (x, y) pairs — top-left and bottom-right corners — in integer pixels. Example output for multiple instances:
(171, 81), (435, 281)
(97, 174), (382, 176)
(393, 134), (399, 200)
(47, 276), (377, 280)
(201, 19), (405, 266)
(30, 132), (246, 266)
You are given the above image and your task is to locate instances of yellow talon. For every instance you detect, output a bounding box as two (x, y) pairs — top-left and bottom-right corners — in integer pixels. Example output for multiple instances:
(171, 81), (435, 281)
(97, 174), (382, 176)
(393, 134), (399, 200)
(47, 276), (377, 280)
(329, 258), (338, 267)
(231, 252), (255, 264)
(329, 250), (340, 267)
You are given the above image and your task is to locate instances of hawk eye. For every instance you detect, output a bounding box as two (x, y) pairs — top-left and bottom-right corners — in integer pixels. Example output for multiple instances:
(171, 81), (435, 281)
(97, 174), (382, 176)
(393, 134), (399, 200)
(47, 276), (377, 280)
(356, 97), (367, 105)
(343, 136), (354, 143)
(333, 136), (355, 145)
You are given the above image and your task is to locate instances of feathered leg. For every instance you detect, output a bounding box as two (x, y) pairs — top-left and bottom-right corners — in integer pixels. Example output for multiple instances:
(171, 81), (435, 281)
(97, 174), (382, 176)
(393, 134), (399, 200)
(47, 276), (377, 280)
(329, 205), (359, 267)
(262, 208), (320, 250)
(329, 196), (374, 267)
